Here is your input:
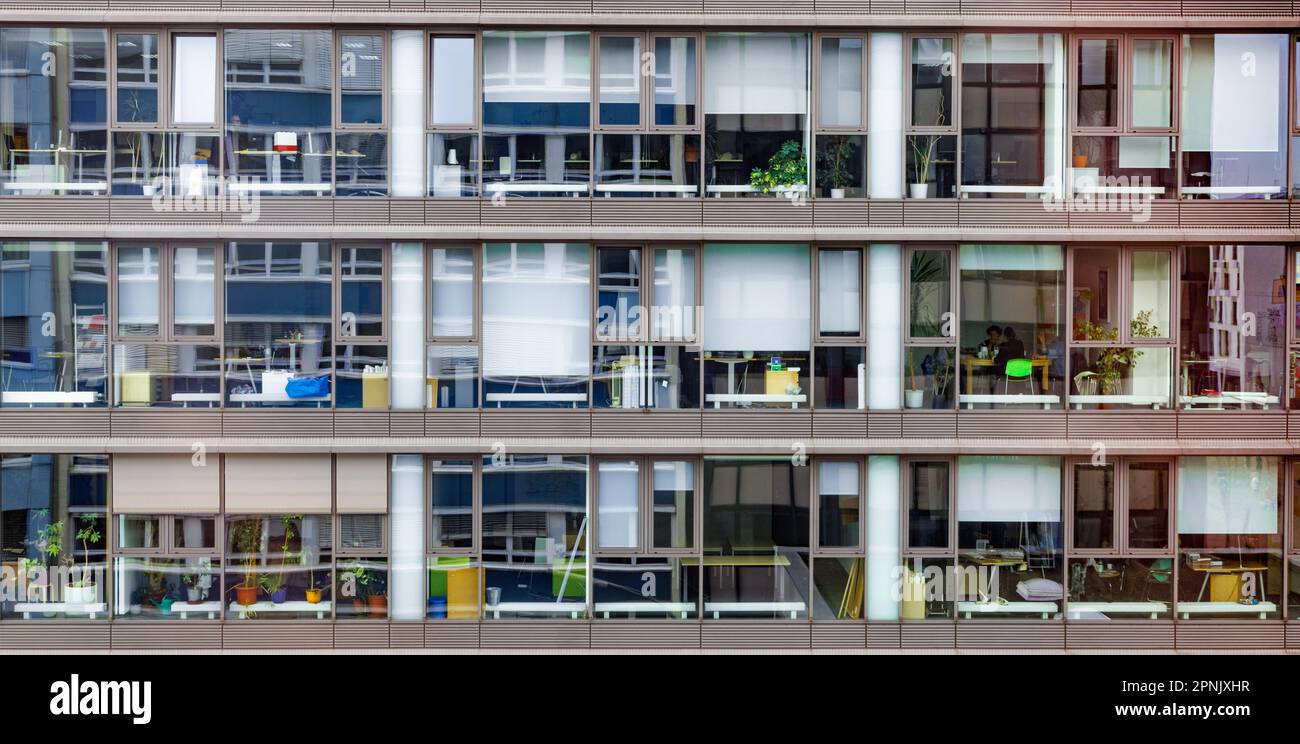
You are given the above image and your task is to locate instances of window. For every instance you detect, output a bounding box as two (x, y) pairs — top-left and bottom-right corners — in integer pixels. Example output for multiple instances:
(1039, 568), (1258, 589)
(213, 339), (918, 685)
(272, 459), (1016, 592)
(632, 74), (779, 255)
(223, 241), (333, 407)
(0, 241), (109, 407)
(957, 455), (1063, 621)
(0, 28), (109, 195)
(172, 33), (217, 127)
(814, 35), (867, 199)
(1176, 457), (1282, 620)
(957, 244), (1065, 410)
(901, 458), (954, 620)
(702, 457), (810, 619)
(1066, 458), (1173, 620)
(704, 33), (809, 198)
(812, 247), (865, 409)
(224, 29), (334, 196)
(1180, 34), (1287, 200)
(481, 243), (589, 408)
(653, 35), (697, 127)
(1068, 246), (1173, 409)
(0, 454), (109, 620)
(426, 245), (478, 409)
(336, 513), (388, 619)
(482, 31), (591, 198)
(334, 33), (389, 198)
(224, 514), (332, 620)
(906, 35), (957, 198)
(905, 246), (957, 409)
(334, 244), (387, 409)
(702, 244), (810, 409)
(111, 130), (220, 196)
(427, 457), (479, 620)
(114, 32), (160, 126)
(427, 34), (477, 197)
(960, 33), (1066, 200)
(481, 454), (588, 619)
(113, 513), (220, 620)
(1180, 245), (1285, 410)
(1289, 461), (1300, 621)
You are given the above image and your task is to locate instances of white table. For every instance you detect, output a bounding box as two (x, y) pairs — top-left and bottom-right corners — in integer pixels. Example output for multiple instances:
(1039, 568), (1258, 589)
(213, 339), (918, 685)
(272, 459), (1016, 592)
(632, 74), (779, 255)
(486, 182), (589, 195)
(485, 392), (585, 408)
(1180, 392), (1279, 410)
(706, 184), (807, 197)
(172, 393), (221, 407)
(706, 393), (807, 409)
(957, 601), (1058, 619)
(158, 600), (222, 620)
(230, 600), (332, 619)
(1180, 186), (1283, 197)
(229, 392), (330, 407)
(596, 184), (698, 195)
(2, 181), (108, 192)
(594, 601), (694, 619)
(704, 601), (806, 619)
(484, 601), (586, 619)
(1075, 185), (1167, 196)
(2, 391), (97, 406)
(960, 394), (1060, 410)
(1178, 601), (1276, 620)
(959, 185), (1053, 197)
(1071, 394), (1168, 410)
(1066, 601), (1167, 619)
(227, 182), (330, 194)
(15, 602), (106, 619)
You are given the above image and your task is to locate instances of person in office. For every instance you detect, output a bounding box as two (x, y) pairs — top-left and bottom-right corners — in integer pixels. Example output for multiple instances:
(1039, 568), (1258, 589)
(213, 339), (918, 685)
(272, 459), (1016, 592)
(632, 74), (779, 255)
(997, 326), (1027, 379)
(977, 326), (1003, 392)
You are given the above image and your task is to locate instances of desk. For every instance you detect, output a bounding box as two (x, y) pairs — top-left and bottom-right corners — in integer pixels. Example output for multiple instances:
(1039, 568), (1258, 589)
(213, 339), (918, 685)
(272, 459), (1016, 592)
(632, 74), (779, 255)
(1179, 186), (1283, 197)
(958, 185), (1053, 197)
(229, 392), (329, 407)
(14, 602), (106, 619)
(160, 600), (221, 620)
(959, 393), (1059, 410)
(485, 182), (589, 195)
(595, 184), (698, 195)
(171, 392), (221, 407)
(230, 600), (331, 619)
(484, 601), (585, 619)
(1066, 601), (1167, 619)
(1180, 392), (1279, 410)
(957, 601), (1057, 619)
(484, 392), (585, 408)
(593, 601), (693, 619)
(705, 601), (805, 619)
(1188, 561), (1269, 603)
(1071, 394), (1168, 409)
(705, 393), (806, 409)
(1178, 601), (1276, 620)
(964, 356), (1051, 395)
(1, 391), (96, 406)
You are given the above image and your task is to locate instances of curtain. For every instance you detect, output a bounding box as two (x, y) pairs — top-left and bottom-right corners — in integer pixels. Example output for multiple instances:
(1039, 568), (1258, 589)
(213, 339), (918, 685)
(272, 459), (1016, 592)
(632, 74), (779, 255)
(390, 454), (425, 621)
(390, 243), (424, 409)
(1182, 34), (1284, 153)
(866, 455), (901, 620)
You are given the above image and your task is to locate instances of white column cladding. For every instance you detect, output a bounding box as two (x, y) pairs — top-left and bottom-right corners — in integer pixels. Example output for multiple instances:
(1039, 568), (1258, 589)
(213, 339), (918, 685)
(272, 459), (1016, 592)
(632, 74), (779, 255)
(391, 30), (426, 197)
(868, 244), (902, 410)
(390, 454), (426, 621)
(391, 243), (425, 409)
(868, 32), (904, 199)
(867, 455), (902, 621)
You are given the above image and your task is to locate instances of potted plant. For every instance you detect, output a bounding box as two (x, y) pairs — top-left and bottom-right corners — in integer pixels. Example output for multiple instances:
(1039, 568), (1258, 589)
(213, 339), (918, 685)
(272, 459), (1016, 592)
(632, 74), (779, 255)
(229, 518), (263, 607)
(365, 568), (388, 617)
(909, 92), (946, 199)
(346, 561), (371, 615)
(1075, 310), (1159, 397)
(817, 136), (857, 199)
(181, 569), (205, 604)
(64, 514), (101, 604)
(905, 350), (925, 408)
(749, 139), (808, 197)
(258, 572), (287, 605)
(304, 563), (323, 605)
(929, 349), (954, 409)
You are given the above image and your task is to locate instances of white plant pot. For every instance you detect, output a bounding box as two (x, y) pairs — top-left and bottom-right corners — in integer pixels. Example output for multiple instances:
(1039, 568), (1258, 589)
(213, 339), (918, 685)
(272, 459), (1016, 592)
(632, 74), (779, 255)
(909, 183), (929, 199)
(830, 188), (846, 199)
(64, 583), (97, 604)
(904, 389), (926, 409)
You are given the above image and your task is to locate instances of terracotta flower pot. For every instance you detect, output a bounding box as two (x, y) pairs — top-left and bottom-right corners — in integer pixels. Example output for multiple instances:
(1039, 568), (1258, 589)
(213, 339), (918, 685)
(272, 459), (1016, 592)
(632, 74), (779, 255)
(1073, 154), (1088, 168)
(367, 595), (388, 617)
(234, 584), (258, 607)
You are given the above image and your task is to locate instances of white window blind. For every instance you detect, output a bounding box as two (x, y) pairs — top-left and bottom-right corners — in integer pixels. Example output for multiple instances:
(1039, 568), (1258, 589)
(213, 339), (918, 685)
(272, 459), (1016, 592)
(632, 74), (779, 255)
(482, 243), (590, 377)
(818, 249), (861, 335)
(173, 35), (216, 125)
(957, 455), (1061, 523)
(597, 460), (639, 550)
(819, 461), (859, 496)
(1177, 456), (1278, 535)
(1183, 34), (1284, 153)
(702, 244), (810, 351)
(705, 32), (808, 115)
(112, 454), (219, 514)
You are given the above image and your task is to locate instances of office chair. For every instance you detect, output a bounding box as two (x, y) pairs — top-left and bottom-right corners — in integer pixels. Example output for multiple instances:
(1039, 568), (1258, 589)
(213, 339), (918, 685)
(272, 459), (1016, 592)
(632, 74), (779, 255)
(1142, 558), (1173, 601)
(1003, 358), (1035, 395)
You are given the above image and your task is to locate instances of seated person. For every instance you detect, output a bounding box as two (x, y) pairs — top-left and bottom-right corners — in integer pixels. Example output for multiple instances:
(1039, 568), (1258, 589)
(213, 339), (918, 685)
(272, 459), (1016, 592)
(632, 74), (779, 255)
(997, 326), (1026, 376)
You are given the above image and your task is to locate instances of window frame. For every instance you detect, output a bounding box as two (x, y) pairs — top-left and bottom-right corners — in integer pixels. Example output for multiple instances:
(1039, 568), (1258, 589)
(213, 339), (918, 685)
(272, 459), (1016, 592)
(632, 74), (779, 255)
(811, 456), (865, 557)
(334, 28), (388, 132)
(812, 244), (867, 345)
(427, 29), (482, 134)
(113, 512), (222, 557)
(1068, 244), (1175, 348)
(592, 455), (701, 558)
(903, 33), (959, 199)
(425, 242), (480, 344)
(593, 32), (646, 133)
(902, 455), (956, 558)
(1070, 33), (1123, 136)
(426, 455), (480, 557)
(110, 28), (165, 131)
(1067, 456), (1175, 558)
(110, 241), (224, 345)
(167, 29), (222, 130)
(335, 513), (389, 557)
(647, 31), (702, 135)
(813, 32), (869, 135)
(334, 241), (390, 344)
(903, 244), (958, 346)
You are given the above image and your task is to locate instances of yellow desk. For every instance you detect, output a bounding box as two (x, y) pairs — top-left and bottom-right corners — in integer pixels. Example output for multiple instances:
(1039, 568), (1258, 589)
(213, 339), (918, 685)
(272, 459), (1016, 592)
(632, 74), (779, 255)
(683, 555), (792, 568)
(1190, 561), (1270, 603)
(964, 356), (1050, 394)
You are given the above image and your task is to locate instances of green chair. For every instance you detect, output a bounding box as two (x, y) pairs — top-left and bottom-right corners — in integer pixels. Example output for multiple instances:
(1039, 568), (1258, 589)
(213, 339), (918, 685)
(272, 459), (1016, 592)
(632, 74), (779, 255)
(1143, 558), (1173, 600)
(1003, 358), (1035, 395)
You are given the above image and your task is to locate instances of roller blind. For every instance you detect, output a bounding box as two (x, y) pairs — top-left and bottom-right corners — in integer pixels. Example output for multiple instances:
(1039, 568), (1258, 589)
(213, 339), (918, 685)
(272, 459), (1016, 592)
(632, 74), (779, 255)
(957, 455), (1061, 523)
(818, 249), (861, 335)
(1182, 34), (1284, 153)
(336, 454), (388, 513)
(959, 244), (1064, 271)
(1177, 456), (1278, 535)
(112, 454), (219, 514)
(482, 243), (590, 377)
(224, 454), (331, 513)
(703, 244), (810, 351)
(705, 33), (808, 115)
(819, 461), (859, 495)
(173, 35), (216, 125)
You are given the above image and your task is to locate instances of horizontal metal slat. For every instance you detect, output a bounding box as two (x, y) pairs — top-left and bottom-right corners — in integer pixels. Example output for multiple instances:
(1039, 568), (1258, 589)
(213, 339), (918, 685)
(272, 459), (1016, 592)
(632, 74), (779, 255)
(589, 621), (702, 649)
(333, 621), (390, 649)
(222, 622), (334, 649)
(592, 198), (702, 226)
(109, 410), (223, 439)
(811, 622), (866, 649)
(1174, 621), (1284, 649)
(480, 198), (591, 226)
(702, 410), (812, 438)
(111, 622), (222, 649)
(813, 199), (869, 226)
(703, 200), (812, 227)
(956, 621), (1065, 649)
(0, 623), (110, 650)
(591, 410), (701, 437)
(389, 411), (426, 437)
(0, 411), (110, 437)
(480, 410), (590, 438)
(222, 410), (334, 437)
(333, 411), (390, 437)
(389, 621), (425, 648)
(425, 622), (481, 648)
(957, 411), (1067, 438)
(1179, 200), (1289, 228)
(1178, 411), (1286, 439)
(479, 621), (590, 649)
(812, 411), (867, 437)
(900, 411), (956, 437)
(1066, 410), (1176, 440)
(904, 199), (959, 226)
(960, 200), (1068, 228)
(424, 410), (481, 437)
(701, 621), (811, 649)
(1065, 621), (1174, 650)
(900, 621), (954, 649)
(866, 621), (902, 649)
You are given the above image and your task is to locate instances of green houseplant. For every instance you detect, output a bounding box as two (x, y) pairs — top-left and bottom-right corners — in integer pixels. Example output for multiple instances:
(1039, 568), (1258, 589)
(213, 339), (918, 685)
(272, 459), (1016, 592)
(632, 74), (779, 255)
(817, 136), (857, 198)
(229, 518), (263, 607)
(1075, 309), (1160, 396)
(63, 514), (102, 604)
(749, 140), (808, 196)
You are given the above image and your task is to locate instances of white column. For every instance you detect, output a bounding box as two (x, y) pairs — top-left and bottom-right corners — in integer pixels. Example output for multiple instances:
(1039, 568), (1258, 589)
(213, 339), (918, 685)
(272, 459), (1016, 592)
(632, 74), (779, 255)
(868, 32), (904, 199)
(868, 243), (902, 410)
(867, 454), (901, 621)
(1044, 33), (1067, 200)
(390, 454), (425, 620)
(390, 243), (424, 409)
(391, 30), (426, 197)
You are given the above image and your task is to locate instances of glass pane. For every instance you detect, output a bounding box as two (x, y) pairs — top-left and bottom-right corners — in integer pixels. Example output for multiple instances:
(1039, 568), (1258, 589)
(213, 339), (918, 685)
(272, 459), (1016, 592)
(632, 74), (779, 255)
(111, 131), (220, 197)
(815, 134), (866, 198)
(818, 248), (861, 336)
(910, 37), (952, 127)
(652, 460), (694, 550)
(430, 459), (473, 550)
(337, 557), (388, 619)
(813, 347), (865, 410)
(1130, 250), (1170, 337)
(653, 36), (696, 126)
(596, 247), (641, 341)
(597, 460), (640, 550)
(652, 246), (696, 342)
(429, 246), (474, 338)
(426, 345), (478, 408)
(1072, 463), (1114, 550)
(332, 343), (387, 409)
(818, 461), (859, 549)
(173, 516), (216, 550)
(592, 345), (699, 410)
(909, 250), (951, 338)
(1071, 247), (1120, 340)
(173, 245), (216, 337)
(115, 33), (159, 124)
(906, 134), (957, 198)
(1070, 347), (1172, 409)
(339, 514), (384, 551)
(812, 557), (864, 620)
(334, 132), (388, 197)
(114, 556), (220, 619)
(428, 557), (480, 619)
(1066, 558), (1172, 619)
(113, 343), (222, 408)
(593, 557), (697, 618)
(1075, 38), (1118, 128)
(431, 36), (475, 126)
(118, 515), (161, 549)
(819, 37), (863, 128)
(427, 133), (478, 197)
(595, 133), (700, 197)
(908, 460), (950, 550)
(339, 245), (384, 338)
(115, 245), (161, 337)
(339, 34), (383, 125)
(905, 345), (957, 409)
(900, 557), (954, 620)
(599, 36), (641, 126)
(1127, 461), (1170, 551)
(1131, 39), (1172, 129)
(482, 133), (590, 197)
(173, 34), (216, 125)
(224, 514), (332, 619)
(1070, 135), (1175, 198)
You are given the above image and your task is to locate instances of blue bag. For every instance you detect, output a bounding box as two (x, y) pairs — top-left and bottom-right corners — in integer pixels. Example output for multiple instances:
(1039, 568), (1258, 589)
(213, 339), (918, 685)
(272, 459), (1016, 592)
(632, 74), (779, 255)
(285, 375), (330, 399)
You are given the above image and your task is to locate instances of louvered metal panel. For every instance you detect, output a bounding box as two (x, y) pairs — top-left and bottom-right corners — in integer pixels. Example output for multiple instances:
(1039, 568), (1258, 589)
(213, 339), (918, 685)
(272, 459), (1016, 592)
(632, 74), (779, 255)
(481, 0), (592, 11)
(1287, 623), (1300, 649)
(904, 199), (958, 226)
(957, 410), (1067, 438)
(388, 199), (424, 224)
(221, 0), (332, 8)
(962, 0), (1069, 11)
(866, 621), (902, 648)
(1071, 0), (1180, 14)
(480, 621), (591, 649)
(110, 0), (220, 9)
(334, 621), (390, 649)
(960, 200), (1068, 228)
(0, 197), (109, 223)
(110, 410), (223, 439)
(111, 197), (222, 225)
(592, 198), (702, 226)
(812, 410), (868, 437)
(481, 198), (591, 226)
(389, 621), (425, 648)
(703, 200), (813, 227)
(871, 0), (906, 11)
(0, 623), (110, 649)
(1066, 410), (1176, 440)
(1179, 200), (1289, 228)
(1067, 201), (1178, 228)
(591, 410), (701, 437)
(900, 621), (954, 649)
(0, 411), (110, 437)
(1182, 0), (1289, 15)
(389, 411), (425, 437)
(425, 621), (481, 648)
(222, 622), (334, 649)
(425, 198), (479, 225)
(900, 410), (956, 437)
(956, 621), (1064, 649)
(907, 0), (960, 14)
(334, 199), (389, 225)
(228, 198), (332, 225)
(867, 411), (903, 437)
(811, 622), (866, 649)
(1290, 412), (1300, 439)
(480, 409), (591, 438)
(594, 0), (705, 13)
(590, 621), (702, 649)
(703, 0), (815, 11)
(1065, 621), (1174, 650)
(867, 199), (903, 225)
(1174, 621), (1284, 650)
(419, 0), (480, 11)
(1178, 410), (1285, 439)
(333, 411), (390, 437)
(111, 622), (222, 649)
(222, 410), (334, 437)
(335, 0), (389, 11)
(702, 410), (812, 438)
(813, 199), (869, 226)
(813, 0), (872, 13)
(425, 410), (481, 437)
(701, 622), (811, 649)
